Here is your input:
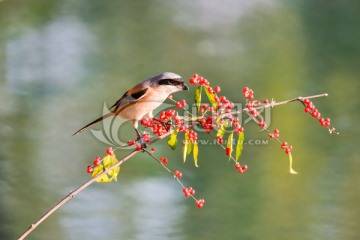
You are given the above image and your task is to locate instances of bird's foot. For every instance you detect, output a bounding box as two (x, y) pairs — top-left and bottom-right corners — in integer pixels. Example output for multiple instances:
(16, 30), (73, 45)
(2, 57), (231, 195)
(136, 135), (147, 149)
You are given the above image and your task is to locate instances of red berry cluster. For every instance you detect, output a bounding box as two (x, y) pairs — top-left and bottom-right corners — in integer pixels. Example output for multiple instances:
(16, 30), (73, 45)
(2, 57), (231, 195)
(268, 129), (280, 138)
(235, 162), (248, 174)
(281, 141), (293, 154)
(243, 87), (254, 100)
(196, 199), (205, 208)
(174, 170), (183, 178)
(303, 98), (331, 128)
(160, 157), (168, 164)
(175, 99), (187, 108)
(86, 148), (114, 174)
(189, 73), (210, 86)
(187, 129), (198, 143)
(183, 187), (196, 197)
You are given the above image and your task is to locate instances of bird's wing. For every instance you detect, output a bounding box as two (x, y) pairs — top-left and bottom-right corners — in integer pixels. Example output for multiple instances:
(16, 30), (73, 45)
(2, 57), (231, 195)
(110, 87), (149, 112)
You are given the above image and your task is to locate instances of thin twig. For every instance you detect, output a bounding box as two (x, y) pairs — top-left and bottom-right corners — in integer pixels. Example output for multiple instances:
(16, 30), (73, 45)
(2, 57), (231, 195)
(18, 131), (173, 240)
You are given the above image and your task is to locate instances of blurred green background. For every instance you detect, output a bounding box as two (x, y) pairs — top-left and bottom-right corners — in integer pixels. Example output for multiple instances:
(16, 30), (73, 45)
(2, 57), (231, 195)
(1, 0), (359, 239)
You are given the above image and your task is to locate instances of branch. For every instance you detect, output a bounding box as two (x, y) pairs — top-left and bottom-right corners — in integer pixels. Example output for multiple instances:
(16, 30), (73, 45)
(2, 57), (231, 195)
(263, 93), (328, 108)
(18, 131), (173, 240)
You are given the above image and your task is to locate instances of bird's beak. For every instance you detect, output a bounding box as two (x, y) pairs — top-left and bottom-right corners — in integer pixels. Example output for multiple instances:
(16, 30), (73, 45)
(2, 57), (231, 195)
(182, 83), (189, 91)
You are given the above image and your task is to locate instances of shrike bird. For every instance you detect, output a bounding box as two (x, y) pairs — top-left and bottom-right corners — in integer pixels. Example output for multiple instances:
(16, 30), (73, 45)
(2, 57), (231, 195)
(73, 72), (188, 141)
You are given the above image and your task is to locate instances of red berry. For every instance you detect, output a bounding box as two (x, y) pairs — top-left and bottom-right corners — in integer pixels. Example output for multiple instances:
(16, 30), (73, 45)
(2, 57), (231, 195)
(274, 129), (279, 135)
(325, 119), (331, 127)
(160, 157), (168, 164)
(235, 162), (241, 170)
(214, 86), (221, 93)
(304, 107), (311, 113)
(216, 136), (224, 144)
(188, 187), (195, 195)
(106, 147), (114, 156)
(142, 134), (150, 143)
(281, 142), (288, 149)
(174, 170), (182, 178)
(196, 200), (204, 208)
(183, 188), (190, 197)
(181, 99), (187, 107)
(241, 165), (248, 172)
(151, 147), (156, 153)
(303, 99), (310, 105)
(87, 165), (93, 174)
(243, 87), (249, 94)
(285, 146), (293, 154)
(135, 144), (142, 151)
(311, 110), (320, 118)
(225, 147), (232, 156)
(268, 133), (274, 138)
(175, 102), (182, 108)
(196, 198), (205, 208)
(93, 156), (101, 166)
(263, 99), (269, 104)
(219, 96), (227, 103)
(128, 140), (136, 146)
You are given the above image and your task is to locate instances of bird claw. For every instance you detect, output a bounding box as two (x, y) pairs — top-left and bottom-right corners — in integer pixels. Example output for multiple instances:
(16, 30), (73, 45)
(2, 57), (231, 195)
(136, 135), (147, 149)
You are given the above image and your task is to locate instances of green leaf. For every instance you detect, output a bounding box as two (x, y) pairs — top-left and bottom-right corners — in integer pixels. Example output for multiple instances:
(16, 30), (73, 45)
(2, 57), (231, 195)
(204, 86), (218, 109)
(167, 128), (179, 150)
(227, 132), (234, 159)
(288, 152), (298, 174)
(194, 86), (202, 112)
(236, 132), (244, 161)
(216, 120), (228, 138)
(193, 141), (199, 167)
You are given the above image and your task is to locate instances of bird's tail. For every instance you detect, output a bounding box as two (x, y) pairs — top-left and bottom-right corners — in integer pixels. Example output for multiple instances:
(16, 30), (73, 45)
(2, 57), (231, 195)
(73, 112), (115, 136)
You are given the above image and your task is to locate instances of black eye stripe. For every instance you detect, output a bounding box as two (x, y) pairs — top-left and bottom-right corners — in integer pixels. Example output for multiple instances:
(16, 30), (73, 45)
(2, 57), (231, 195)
(159, 79), (182, 86)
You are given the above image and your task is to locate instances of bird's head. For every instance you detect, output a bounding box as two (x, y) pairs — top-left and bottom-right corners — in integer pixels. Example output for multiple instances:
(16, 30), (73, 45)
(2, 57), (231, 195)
(151, 72), (189, 94)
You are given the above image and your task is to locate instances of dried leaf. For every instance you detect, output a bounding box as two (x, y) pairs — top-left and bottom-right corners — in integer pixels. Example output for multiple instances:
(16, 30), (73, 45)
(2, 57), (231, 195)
(193, 141), (199, 167)
(288, 152), (298, 174)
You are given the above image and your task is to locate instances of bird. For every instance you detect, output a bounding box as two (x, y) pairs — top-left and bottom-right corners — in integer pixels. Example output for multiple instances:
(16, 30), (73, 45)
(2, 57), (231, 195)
(73, 72), (189, 143)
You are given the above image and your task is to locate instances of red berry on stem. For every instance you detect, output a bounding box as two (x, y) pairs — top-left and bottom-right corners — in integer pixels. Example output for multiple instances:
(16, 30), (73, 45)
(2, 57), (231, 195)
(174, 170), (182, 178)
(285, 146), (293, 154)
(303, 99), (310, 105)
(135, 144), (142, 151)
(196, 200), (204, 208)
(188, 187), (195, 195)
(151, 147), (156, 153)
(235, 162), (241, 170)
(106, 147), (114, 156)
(183, 188), (190, 197)
(241, 165), (248, 172)
(281, 142), (288, 149)
(93, 156), (101, 166)
(214, 86), (221, 93)
(263, 99), (269, 104)
(176, 102), (182, 108)
(181, 99), (187, 107)
(160, 157), (168, 164)
(304, 107), (311, 113)
(87, 165), (93, 174)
